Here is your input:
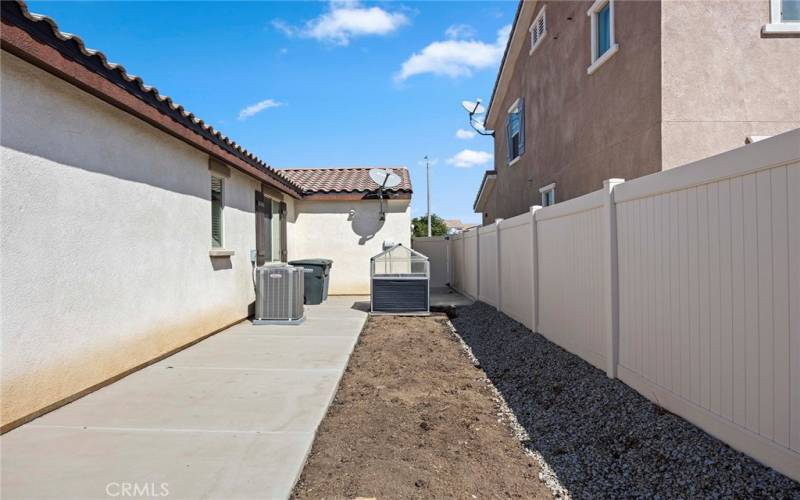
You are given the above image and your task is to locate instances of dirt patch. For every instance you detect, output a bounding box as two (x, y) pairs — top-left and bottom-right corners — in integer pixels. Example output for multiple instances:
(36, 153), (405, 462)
(292, 314), (551, 499)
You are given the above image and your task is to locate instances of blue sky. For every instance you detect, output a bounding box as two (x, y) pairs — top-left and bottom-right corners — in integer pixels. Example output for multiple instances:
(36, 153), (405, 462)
(28, 1), (516, 224)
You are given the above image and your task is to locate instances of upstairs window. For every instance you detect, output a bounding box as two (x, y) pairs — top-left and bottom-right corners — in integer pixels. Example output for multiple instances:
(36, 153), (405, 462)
(540, 183), (556, 207)
(211, 175), (224, 248)
(587, 0), (619, 74)
(506, 98), (525, 165)
(764, 0), (800, 33)
(529, 7), (547, 54)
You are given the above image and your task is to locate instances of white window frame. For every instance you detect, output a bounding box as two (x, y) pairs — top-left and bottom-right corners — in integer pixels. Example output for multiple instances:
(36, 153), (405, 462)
(763, 0), (800, 34)
(587, 0), (619, 75)
(539, 183), (556, 207)
(529, 6), (547, 55)
(507, 98), (524, 166)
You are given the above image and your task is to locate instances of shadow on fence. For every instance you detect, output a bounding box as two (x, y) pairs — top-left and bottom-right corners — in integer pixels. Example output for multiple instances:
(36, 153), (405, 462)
(449, 301), (800, 498)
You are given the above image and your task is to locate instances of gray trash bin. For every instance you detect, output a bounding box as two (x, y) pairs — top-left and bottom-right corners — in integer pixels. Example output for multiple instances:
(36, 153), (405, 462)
(288, 259), (333, 304)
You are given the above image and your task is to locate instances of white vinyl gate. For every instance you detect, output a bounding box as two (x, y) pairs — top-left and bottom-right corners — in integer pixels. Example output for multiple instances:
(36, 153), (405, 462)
(411, 237), (449, 288)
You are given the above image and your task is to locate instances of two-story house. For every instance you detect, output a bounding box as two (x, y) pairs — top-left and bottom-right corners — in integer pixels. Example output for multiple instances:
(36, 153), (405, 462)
(474, 0), (800, 224)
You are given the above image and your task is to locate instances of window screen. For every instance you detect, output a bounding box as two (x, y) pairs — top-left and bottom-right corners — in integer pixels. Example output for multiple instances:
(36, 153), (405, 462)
(211, 176), (223, 248)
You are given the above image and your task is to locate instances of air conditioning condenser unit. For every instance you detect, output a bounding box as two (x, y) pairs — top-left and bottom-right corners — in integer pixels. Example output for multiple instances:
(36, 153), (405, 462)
(254, 264), (305, 325)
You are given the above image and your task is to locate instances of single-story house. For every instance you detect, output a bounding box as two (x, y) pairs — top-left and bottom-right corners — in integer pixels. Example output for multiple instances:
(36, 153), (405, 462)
(0, 1), (410, 431)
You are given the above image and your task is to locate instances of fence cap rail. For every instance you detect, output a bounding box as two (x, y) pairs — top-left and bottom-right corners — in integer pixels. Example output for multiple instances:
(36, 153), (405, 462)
(615, 128), (800, 203)
(535, 188), (606, 222)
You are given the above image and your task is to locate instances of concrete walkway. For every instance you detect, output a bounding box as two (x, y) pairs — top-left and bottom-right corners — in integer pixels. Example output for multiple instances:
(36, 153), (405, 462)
(430, 286), (473, 307)
(1, 296), (368, 499)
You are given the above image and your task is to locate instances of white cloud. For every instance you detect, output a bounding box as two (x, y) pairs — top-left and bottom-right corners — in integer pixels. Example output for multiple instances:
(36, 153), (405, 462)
(446, 149), (492, 168)
(395, 24), (511, 81)
(238, 99), (284, 120)
(272, 1), (408, 46)
(455, 128), (476, 140)
(445, 23), (476, 40)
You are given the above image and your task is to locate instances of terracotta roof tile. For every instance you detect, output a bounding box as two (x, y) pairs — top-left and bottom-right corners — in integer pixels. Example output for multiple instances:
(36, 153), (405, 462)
(278, 167), (412, 195)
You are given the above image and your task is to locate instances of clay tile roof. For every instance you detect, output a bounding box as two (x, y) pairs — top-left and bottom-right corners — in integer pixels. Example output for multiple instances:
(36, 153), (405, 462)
(1, 0), (302, 195)
(278, 167), (413, 195)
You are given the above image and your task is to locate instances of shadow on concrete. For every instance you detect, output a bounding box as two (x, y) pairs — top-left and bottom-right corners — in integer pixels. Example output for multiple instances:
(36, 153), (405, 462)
(350, 301), (371, 313)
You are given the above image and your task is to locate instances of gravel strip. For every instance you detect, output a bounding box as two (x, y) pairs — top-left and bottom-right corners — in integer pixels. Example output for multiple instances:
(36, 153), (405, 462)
(448, 301), (800, 499)
(443, 317), (570, 499)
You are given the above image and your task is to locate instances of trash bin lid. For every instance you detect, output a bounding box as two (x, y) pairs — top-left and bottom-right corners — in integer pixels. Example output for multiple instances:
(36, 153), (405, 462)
(289, 258), (333, 267)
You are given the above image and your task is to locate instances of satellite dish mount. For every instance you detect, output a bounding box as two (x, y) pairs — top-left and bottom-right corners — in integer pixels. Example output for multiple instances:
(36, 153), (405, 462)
(461, 99), (494, 136)
(368, 168), (402, 221)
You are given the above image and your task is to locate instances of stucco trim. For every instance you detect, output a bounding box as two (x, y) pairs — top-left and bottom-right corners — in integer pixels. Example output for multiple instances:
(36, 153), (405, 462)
(209, 249), (235, 257)
(587, 43), (619, 75)
(762, 22), (800, 35)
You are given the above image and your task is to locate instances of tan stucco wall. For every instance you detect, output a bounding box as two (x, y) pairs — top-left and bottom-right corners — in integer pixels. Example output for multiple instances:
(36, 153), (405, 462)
(0, 53), (265, 427)
(486, 0), (662, 221)
(288, 199), (411, 295)
(661, 1), (800, 170)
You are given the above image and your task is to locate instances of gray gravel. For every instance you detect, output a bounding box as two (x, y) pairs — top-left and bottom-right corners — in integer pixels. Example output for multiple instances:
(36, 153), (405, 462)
(448, 301), (800, 499)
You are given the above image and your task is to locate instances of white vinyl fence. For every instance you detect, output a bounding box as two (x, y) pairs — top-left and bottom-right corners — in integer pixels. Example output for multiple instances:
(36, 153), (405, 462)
(448, 129), (800, 481)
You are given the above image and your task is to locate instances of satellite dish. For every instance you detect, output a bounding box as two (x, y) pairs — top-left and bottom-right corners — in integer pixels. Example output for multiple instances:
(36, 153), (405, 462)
(369, 168), (402, 189)
(461, 100), (485, 115)
(369, 168), (389, 186)
(382, 170), (402, 189)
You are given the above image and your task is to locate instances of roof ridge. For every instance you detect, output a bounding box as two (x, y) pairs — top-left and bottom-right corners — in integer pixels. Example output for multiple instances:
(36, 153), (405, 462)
(6, 1), (303, 194)
(280, 166), (409, 171)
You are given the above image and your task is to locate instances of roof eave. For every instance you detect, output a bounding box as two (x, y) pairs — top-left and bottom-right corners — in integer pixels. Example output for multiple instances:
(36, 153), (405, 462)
(1, 1), (302, 197)
(473, 171), (497, 212)
(484, 0), (530, 128)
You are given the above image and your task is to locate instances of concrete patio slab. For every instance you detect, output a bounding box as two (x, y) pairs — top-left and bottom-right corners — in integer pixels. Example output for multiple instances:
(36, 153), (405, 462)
(225, 316), (366, 338)
(1, 296), (367, 499)
(31, 366), (341, 432)
(166, 334), (357, 370)
(1, 425), (314, 499)
(430, 287), (473, 307)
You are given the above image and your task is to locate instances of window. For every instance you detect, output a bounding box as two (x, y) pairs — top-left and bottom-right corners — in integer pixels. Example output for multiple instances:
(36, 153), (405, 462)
(211, 175), (224, 248)
(540, 183), (556, 207)
(587, 0), (619, 74)
(529, 7), (546, 54)
(764, 0), (800, 33)
(506, 98), (525, 165)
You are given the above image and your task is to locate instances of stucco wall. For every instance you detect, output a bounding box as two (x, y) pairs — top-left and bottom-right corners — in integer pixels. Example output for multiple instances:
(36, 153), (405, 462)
(486, 0), (662, 221)
(0, 53), (265, 428)
(288, 199), (411, 295)
(661, 1), (800, 170)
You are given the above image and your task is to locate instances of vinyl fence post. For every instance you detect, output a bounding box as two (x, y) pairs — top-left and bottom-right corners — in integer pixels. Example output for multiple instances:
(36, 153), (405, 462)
(602, 178), (624, 378)
(530, 205), (541, 332)
(475, 227), (481, 302)
(495, 219), (503, 311)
